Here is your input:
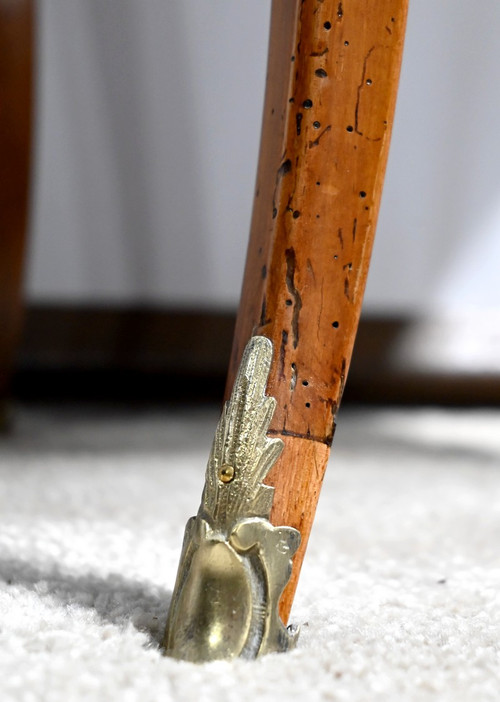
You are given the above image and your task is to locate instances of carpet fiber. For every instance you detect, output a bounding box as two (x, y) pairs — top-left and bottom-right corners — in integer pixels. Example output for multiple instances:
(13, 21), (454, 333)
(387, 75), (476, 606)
(1, 406), (499, 701)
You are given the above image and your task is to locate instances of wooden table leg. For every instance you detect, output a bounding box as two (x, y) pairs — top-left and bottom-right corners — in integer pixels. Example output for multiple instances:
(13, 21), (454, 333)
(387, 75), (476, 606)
(226, 0), (408, 622)
(0, 0), (34, 416)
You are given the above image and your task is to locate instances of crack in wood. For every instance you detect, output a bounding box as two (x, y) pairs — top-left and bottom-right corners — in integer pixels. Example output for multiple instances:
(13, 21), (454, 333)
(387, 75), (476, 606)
(308, 124), (331, 149)
(272, 158), (292, 218)
(285, 247), (302, 349)
(310, 47), (329, 57)
(268, 427), (335, 447)
(279, 329), (288, 380)
(259, 296), (271, 327)
(354, 46), (375, 136)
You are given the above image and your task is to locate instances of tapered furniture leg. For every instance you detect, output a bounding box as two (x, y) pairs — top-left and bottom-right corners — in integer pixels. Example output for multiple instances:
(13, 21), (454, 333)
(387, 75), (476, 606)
(226, 0), (408, 622)
(0, 0), (34, 416)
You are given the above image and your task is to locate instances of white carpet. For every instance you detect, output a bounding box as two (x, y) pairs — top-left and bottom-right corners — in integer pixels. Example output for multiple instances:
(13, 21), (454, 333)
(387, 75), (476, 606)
(1, 406), (499, 701)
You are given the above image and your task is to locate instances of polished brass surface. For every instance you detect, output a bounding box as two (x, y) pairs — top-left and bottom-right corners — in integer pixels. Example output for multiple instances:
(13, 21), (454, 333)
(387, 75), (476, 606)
(163, 336), (301, 662)
(218, 464), (235, 483)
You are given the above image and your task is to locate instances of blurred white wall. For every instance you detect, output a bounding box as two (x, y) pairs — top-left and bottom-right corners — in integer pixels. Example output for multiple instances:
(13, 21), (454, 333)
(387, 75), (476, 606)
(28, 0), (500, 320)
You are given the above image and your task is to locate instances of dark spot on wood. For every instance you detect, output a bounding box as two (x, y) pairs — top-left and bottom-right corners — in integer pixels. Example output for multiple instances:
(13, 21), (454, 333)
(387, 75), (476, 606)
(261, 265), (267, 280)
(316, 181), (321, 186)
(279, 329), (288, 380)
(280, 329), (288, 380)
(289, 97), (295, 103)
(310, 47), (329, 57)
(337, 2), (343, 19)
(332, 321), (339, 328)
(291, 55), (296, 62)
(285, 247), (303, 349)
(315, 68), (328, 78)
(344, 276), (350, 299)
(303, 99), (313, 109)
(346, 125), (354, 132)
(313, 121), (321, 129)
(344, 40), (349, 46)
(359, 190), (367, 198)
(290, 362), (297, 391)
(324, 21), (331, 29)
(326, 421), (336, 447)
(273, 207), (277, 218)
(305, 402), (311, 408)
(338, 228), (344, 248)
(296, 112), (303, 136)
(259, 296), (271, 327)
(286, 299), (293, 306)
(278, 159), (292, 177)
(302, 380), (309, 386)
(293, 210), (301, 219)
(339, 358), (347, 399)
(352, 218), (357, 241)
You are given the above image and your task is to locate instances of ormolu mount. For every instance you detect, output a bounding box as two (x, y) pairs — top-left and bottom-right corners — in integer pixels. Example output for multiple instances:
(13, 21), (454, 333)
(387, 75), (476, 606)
(163, 336), (300, 662)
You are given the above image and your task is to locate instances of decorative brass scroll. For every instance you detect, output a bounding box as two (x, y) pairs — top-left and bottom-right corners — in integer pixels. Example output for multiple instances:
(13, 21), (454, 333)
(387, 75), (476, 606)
(163, 336), (300, 662)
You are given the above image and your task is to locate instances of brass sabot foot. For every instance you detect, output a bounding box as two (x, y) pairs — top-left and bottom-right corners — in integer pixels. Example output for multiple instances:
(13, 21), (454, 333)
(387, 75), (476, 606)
(163, 336), (300, 662)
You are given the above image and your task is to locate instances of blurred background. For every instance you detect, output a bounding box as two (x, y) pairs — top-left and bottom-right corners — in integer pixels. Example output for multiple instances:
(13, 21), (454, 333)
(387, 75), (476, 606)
(2, 0), (500, 409)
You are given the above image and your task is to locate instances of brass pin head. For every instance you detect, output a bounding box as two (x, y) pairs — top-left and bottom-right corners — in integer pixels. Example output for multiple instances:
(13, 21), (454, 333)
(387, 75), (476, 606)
(219, 464), (235, 483)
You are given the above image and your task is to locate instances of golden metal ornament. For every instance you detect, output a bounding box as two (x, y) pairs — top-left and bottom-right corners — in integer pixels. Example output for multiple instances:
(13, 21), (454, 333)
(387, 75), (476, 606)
(163, 335), (301, 662)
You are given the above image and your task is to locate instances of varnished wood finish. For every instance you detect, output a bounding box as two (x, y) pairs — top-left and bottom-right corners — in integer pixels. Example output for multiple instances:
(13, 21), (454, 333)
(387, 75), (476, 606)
(0, 0), (33, 404)
(226, 0), (408, 620)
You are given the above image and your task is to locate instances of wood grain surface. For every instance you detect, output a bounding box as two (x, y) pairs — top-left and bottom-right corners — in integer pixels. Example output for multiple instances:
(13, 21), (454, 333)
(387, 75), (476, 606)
(225, 0), (408, 621)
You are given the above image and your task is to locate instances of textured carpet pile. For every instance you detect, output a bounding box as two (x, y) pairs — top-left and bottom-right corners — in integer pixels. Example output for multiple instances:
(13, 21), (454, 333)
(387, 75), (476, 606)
(0, 406), (499, 701)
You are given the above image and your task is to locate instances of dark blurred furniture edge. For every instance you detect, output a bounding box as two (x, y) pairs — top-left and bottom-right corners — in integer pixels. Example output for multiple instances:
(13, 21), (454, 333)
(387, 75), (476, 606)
(12, 305), (500, 406)
(0, 1), (33, 414)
